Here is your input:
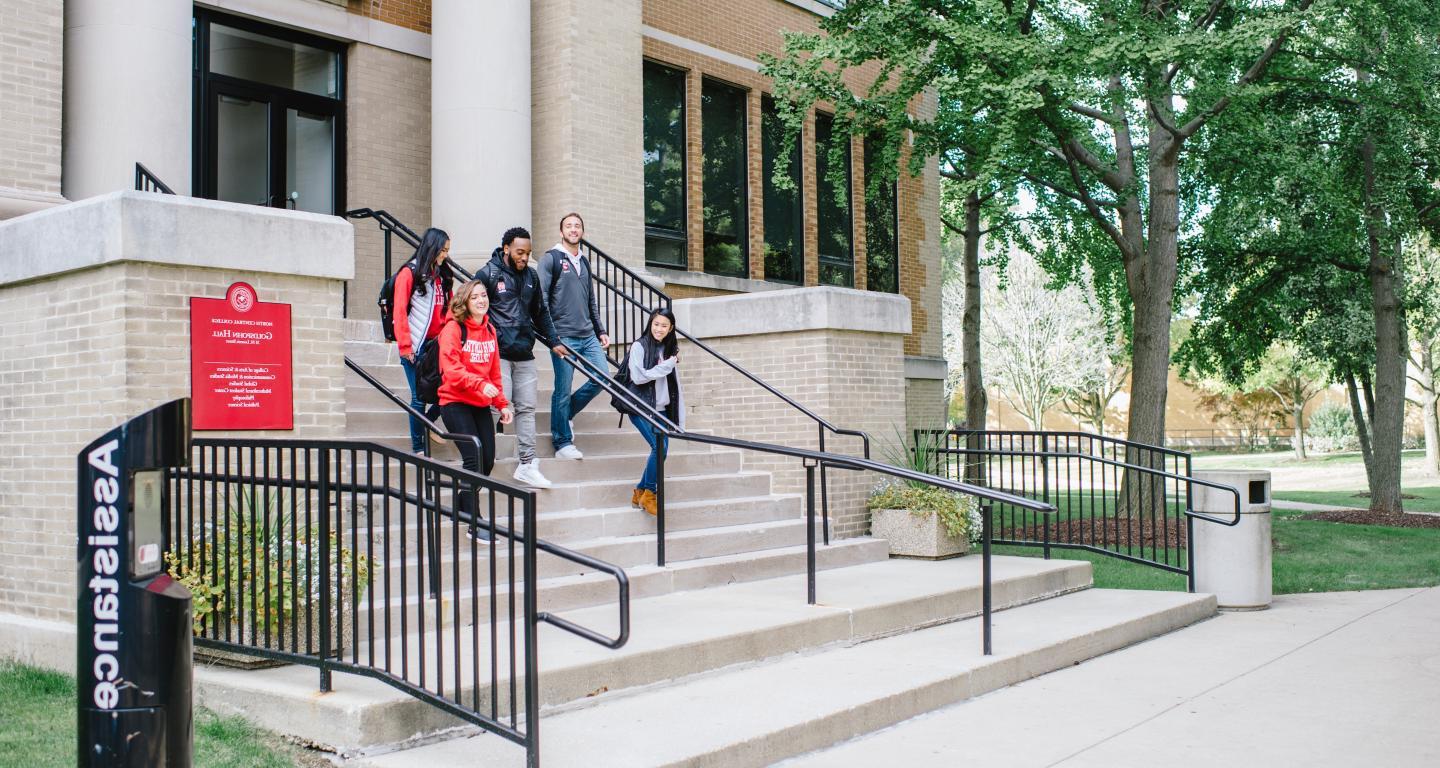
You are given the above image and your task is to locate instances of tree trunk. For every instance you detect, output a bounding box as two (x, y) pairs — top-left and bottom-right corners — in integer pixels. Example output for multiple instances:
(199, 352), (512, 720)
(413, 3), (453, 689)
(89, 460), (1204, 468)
(1292, 404), (1307, 461)
(961, 191), (987, 484)
(1423, 395), (1439, 477)
(1362, 135), (1406, 514)
(1125, 134), (1180, 452)
(1346, 369), (1376, 494)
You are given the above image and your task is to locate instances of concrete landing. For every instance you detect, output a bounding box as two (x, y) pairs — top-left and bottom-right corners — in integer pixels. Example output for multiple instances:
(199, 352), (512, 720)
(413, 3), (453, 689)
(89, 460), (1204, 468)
(782, 586), (1440, 768)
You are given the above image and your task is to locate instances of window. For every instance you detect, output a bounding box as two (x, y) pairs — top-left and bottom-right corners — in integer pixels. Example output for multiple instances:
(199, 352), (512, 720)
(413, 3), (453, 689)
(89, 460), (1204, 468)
(815, 113), (854, 287)
(643, 62), (688, 267)
(762, 96), (804, 284)
(864, 135), (899, 293)
(701, 79), (749, 277)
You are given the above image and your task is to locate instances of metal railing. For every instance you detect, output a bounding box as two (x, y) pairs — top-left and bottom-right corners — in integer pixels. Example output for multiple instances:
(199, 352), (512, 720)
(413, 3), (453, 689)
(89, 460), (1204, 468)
(164, 436), (627, 768)
(928, 430), (1243, 591)
(135, 162), (175, 195)
(1165, 427), (1295, 452)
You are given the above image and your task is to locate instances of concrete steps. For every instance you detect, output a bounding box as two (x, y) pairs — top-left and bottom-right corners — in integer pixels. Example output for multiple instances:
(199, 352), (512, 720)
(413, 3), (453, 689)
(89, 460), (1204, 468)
(194, 556), (1114, 753)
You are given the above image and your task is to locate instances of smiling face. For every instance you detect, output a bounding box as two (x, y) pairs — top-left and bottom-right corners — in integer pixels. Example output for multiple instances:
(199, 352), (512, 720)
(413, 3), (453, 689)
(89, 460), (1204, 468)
(467, 286), (489, 318)
(505, 237), (532, 271)
(437, 239), (451, 264)
(560, 215), (584, 247)
(649, 313), (673, 344)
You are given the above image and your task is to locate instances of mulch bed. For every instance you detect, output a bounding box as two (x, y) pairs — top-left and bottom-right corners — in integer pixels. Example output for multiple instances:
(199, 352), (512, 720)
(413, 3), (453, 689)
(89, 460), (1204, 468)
(1298, 508), (1440, 528)
(997, 516), (1188, 551)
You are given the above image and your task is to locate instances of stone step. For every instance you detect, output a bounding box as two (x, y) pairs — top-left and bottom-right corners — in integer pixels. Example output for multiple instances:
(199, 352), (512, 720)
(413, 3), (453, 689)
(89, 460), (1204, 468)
(352, 537), (889, 645)
(347, 429), (706, 462)
(345, 406), (621, 438)
(194, 555), (1099, 753)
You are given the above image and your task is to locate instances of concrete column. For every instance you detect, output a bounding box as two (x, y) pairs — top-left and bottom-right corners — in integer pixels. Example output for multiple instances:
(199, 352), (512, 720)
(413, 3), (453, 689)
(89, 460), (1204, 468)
(63, 0), (192, 199)
(432, 0), (530, 272)
(1192, 469), (1273, 610)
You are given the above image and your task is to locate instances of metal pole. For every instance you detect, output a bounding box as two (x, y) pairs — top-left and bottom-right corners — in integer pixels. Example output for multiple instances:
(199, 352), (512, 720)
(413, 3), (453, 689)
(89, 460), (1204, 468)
(318, 449), (333, 691)
(1041, 434), (1051, 560)
(982, 503), (992, 656)
(656, 433), (667, 568)
(818, 426), (830, 545)
(523, 493), (541, 768)
(805, 459), (817, 605)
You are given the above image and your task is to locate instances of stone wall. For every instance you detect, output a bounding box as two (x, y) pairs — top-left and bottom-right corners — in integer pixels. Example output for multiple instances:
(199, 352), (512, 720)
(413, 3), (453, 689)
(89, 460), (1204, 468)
(674, 288), (910, 538)
(346, 42), (432, 317)
(0, 192), (352, 666)
(0, 0), (65, 219)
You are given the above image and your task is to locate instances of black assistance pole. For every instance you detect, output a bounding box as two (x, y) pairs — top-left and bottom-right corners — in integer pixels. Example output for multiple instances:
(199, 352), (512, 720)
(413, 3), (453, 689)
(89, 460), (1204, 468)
(77, 398), (194, 767)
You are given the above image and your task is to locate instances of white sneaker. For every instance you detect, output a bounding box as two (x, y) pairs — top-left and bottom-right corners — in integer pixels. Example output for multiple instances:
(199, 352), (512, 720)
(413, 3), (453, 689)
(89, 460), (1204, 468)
(512, 461), (553, 488)
(555, 444), (584, 460)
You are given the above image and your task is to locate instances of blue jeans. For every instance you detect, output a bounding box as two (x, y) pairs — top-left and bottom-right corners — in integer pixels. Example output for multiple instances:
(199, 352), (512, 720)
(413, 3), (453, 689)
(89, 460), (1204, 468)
(550, 334), (609, 449)
(629, 415), (666, 492)
(400, 345), (439, 452)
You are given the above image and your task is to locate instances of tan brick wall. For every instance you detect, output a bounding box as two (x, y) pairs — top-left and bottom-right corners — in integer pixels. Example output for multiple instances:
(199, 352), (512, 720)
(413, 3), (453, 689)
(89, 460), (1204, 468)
(0, 265), (345, 622)
(532, 0), (646, 268)
(0, 0), (63, 198)
(346, 0), (431, 34)
(345, 43), (432, 318)
(906, 377), (947, 435)
(641, 0), (940, 357)
(679, 328), (907, 539)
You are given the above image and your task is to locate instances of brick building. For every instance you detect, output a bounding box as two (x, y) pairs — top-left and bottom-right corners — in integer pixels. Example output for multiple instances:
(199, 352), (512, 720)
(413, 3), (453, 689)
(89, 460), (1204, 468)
(0, 0), (943, 639)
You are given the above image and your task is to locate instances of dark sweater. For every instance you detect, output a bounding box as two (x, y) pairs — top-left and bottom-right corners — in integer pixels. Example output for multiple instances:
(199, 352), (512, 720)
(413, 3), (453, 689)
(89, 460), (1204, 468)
(475, 250), (561, 361)
(535, 247), (606, 339)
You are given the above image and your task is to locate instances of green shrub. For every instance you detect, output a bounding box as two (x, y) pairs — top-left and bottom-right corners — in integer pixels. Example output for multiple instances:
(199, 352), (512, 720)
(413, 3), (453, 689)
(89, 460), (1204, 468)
(868, 481), (979, 543)
(1305, 403), (1358, 454)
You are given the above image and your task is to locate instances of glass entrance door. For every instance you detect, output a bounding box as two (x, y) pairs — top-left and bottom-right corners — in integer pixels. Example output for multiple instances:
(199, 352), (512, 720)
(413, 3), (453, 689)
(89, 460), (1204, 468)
(195, 11), (344, 214)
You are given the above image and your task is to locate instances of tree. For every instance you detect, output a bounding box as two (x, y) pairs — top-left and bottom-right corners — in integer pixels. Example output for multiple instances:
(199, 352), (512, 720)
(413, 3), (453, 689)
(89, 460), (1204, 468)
(981, 251), (1109, 429)
(761, 0), (1319, 453)
(1246, 344), (1329, 460)
(1405, 238), (1440, 475)
(1061, 335), (1130, 437)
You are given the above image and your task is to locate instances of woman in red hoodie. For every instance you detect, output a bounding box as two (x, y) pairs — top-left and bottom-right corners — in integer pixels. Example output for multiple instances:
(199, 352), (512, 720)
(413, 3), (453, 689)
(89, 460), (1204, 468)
(439, 282), (514, 538)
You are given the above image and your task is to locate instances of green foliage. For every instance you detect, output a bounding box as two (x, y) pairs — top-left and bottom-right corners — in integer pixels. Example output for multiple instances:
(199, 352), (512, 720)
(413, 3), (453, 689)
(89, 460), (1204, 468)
(879, 426), (946, 487)
(868, 481), (978, 543)
(1306, 404), (1359, 454)
(167, 488), (369, 636)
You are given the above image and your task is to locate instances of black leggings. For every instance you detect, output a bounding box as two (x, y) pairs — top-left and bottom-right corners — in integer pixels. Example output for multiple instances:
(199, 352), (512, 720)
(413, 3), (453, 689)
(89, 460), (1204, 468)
(440, 402), (497, 475)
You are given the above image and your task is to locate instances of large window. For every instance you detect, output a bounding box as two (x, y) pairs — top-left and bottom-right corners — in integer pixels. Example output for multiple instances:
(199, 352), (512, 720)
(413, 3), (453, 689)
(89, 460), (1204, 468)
(815, 113), (854, 287)
(762, 96), (804, 284)
(864, 135), (899, 293)
(193, 10), (344, 214)
(701, 79), (749, 277)
(643, 62), (688, 267)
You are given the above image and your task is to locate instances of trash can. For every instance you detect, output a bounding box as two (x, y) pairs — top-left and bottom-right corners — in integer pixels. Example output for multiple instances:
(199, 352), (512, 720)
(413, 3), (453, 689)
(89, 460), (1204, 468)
(1191, 469), (1272, 610)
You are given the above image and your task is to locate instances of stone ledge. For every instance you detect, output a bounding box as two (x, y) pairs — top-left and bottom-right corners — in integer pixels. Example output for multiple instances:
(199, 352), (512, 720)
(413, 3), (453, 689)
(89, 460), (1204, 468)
(0, 191), (354, 287)
(0, 187), (67, 221)
(904, 355), (947, 380)
(648, 265), (786, 294)
(673, 286), (911, 339)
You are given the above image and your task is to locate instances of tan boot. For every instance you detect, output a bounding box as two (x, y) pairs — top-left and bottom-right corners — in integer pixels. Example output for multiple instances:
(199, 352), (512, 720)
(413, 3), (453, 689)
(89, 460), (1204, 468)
(639, 489), (658, 516)
(631, 488), (644, 508)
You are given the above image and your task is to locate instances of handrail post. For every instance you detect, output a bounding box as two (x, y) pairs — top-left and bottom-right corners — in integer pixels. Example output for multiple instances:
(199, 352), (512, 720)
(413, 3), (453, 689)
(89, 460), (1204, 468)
(981, 502), (992, 656)
(818, 425), (830, 545)
(523, 492), (541, 768)
(1041, 433), (1051, 560)
(656, 433), (667, 568)
(318, 448), (333, 691)
(805, 458), (818, 605)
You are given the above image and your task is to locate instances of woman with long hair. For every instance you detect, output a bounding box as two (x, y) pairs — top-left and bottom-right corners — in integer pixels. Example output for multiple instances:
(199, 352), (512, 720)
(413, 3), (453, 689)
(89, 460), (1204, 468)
(624, 307), (683, 515)
(438, 281), (513, 539)
(393, 227), (455, 453)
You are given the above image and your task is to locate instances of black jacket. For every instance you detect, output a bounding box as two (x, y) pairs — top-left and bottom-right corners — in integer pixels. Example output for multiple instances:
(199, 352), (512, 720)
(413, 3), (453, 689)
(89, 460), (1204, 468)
(475, 250), (561, 361)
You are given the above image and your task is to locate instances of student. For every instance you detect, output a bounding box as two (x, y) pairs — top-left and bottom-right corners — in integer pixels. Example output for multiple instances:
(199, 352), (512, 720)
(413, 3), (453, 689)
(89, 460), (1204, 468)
(393, 228), (455, 453)
(624, 308), (683, 516)
(475, 227), (566, 488)
(535, 212), (609, 460)
(438, 281), (514, 538)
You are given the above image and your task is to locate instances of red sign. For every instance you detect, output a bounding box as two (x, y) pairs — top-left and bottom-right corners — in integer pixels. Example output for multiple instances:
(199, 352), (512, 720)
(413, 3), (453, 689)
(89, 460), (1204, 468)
(190, 282), (294, 430)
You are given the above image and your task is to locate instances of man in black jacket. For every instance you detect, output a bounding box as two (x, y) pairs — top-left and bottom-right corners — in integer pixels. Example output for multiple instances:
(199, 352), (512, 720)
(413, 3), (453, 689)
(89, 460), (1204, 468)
(476, 227), (566, 487)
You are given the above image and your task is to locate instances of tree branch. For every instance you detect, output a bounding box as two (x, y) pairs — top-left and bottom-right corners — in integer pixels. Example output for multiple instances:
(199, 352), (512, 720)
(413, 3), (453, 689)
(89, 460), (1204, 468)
(1067, 102), (1113, 123)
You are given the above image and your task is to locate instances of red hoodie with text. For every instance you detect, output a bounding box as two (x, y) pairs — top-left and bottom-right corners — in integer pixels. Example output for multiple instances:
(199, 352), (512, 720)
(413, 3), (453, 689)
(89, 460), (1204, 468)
(438, 315), (509, 410)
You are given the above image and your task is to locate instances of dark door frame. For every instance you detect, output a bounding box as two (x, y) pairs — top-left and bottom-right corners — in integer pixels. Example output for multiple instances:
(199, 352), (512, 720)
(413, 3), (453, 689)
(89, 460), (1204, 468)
(193, 8), (347, 214)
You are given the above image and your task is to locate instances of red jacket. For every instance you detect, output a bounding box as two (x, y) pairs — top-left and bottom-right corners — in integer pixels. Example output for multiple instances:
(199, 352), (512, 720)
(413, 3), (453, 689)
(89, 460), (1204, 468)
(393, 266), (449, 358)
(438, 316), (509, 410)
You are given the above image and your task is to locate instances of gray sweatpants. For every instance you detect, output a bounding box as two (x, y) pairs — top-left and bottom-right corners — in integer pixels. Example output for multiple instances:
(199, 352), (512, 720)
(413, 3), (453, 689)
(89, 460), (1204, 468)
(498, 358), (538, 464)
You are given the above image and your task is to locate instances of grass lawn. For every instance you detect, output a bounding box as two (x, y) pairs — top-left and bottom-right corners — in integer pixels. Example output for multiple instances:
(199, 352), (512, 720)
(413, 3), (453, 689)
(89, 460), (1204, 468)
(0, 661), (317, 768)
(993, 505), (1440, 594)
(1270, 486), (1440, 513)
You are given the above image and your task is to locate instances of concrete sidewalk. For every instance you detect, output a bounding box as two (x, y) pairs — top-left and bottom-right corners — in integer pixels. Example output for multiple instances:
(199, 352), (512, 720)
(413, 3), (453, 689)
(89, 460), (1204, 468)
(782, 587), (1440, 768)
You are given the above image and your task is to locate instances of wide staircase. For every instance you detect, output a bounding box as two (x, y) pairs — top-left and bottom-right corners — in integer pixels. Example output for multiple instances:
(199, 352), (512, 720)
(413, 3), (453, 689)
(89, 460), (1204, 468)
(180, 203), (1231, 768)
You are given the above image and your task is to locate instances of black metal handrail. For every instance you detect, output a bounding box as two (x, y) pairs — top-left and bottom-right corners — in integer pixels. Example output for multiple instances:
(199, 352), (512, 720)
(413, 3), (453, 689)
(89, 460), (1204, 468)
(164, 436), (627, 767)
(930, 429), (1242, 591)
(135, 162), (175, 195)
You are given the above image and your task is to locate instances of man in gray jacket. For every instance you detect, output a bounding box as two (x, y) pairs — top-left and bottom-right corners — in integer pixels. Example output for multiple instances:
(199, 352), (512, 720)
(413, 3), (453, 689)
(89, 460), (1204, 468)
(535, 212), (610, 459)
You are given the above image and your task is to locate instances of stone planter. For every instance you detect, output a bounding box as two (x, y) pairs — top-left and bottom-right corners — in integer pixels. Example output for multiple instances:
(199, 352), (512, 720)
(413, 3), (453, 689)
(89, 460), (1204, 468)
(194, 598), (355, 669)
(870, 508), (970, 559)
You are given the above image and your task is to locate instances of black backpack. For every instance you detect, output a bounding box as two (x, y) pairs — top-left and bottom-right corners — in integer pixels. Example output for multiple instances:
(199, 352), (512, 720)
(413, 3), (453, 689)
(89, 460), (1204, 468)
(377, 261), (415, 342)
(415, 322), (466, 405)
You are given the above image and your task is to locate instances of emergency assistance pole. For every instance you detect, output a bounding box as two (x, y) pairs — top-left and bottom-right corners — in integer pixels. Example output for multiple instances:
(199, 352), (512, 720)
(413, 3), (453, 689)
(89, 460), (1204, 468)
(77, 399), (194, 767)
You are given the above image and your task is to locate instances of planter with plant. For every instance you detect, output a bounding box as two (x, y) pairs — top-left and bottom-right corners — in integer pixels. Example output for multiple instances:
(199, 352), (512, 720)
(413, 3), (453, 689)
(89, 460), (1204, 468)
(167, 488), (370, 667)
(869, 428), (981, 559)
